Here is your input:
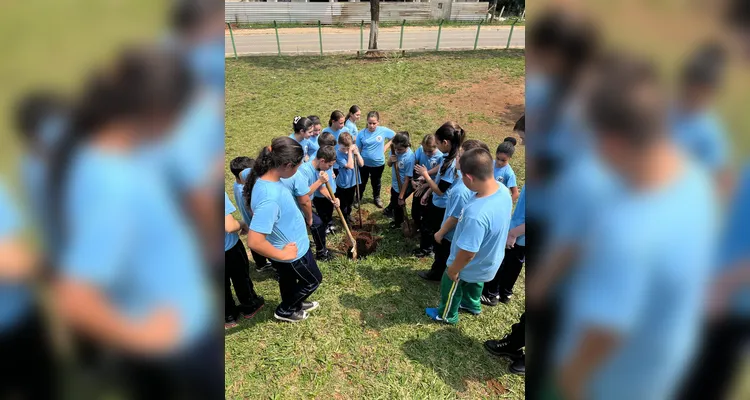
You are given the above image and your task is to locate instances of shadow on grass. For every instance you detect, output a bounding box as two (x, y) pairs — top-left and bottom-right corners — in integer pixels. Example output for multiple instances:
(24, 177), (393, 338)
(224, 301), (277, 336)
(401, 327), (511, 393)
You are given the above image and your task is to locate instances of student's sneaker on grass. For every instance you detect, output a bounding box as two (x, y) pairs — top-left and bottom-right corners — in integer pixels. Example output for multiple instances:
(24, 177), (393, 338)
(483, 338), (523, 359)
(316, 250), (335, 261)
(458, 304), (481, 315)
(417, 271), (442, 282)
(256, 261), (274, 273)
(425, 307), (455, 324)
(274, 310), (309, 323)
(509, 355), (525, 375)
(480, 295), (499, 307)
(239, 298), (265, 319)
(374, 197), (384, 208)
(300, 301), (319, 312)
(499, 294), (512, 304)
(224, 315), (239, 329)
(412, 248), (434, 258)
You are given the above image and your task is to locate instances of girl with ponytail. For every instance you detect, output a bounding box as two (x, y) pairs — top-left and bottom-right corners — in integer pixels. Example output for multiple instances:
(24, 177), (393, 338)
(413, 121), (466, 263)
(49, 46), (218, 396)
(289, 116), (314, 162)
(494, 138), (520, 202)
(244, 137), (324, 323)
(344, 105), (361, 139)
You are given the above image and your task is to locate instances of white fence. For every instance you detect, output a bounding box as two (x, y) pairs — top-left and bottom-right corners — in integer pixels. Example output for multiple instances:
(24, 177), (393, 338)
(225, 2), (489, 24)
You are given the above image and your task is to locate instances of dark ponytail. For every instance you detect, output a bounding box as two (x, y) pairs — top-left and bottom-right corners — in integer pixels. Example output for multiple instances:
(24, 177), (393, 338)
(435, 121), (466, 175)
(48, 46), (193, 251)
(329, 110), (345, 127)
(292, 116), (313, 135)
(243, 136), (304, 210)
(346, 105), (360, 121)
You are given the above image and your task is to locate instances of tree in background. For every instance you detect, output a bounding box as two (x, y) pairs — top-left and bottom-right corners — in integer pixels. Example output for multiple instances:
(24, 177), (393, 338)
(368, 0), (380, 51)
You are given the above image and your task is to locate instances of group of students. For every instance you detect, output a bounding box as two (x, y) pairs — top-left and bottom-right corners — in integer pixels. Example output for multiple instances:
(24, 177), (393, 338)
(224, 107), (529, 377)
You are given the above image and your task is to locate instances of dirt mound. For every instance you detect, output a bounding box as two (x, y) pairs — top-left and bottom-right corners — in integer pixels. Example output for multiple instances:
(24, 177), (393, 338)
(338, 231), (380, 259)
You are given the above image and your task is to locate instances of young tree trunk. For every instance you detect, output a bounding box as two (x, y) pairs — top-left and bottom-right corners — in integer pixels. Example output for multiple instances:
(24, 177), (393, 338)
(368, 0), (380, 50)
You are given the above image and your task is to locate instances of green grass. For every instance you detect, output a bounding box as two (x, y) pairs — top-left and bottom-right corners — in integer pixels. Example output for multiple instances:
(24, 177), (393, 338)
(225, 51), (526, 399)
(229, 17), (525, 30)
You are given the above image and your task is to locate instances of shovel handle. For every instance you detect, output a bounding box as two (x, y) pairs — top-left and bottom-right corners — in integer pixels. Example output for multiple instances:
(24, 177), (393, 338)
(325, 181), (357, 255)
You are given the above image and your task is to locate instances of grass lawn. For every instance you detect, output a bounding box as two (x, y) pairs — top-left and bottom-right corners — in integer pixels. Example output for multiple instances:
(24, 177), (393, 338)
(225, 50), (526, 399)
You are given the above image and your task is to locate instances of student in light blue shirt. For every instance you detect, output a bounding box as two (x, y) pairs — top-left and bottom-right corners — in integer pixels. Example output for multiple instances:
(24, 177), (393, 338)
(310, 146), (340, 255)
(306, 115), (323, 158)
(289, 116), (315, 161)
(355, 111), (396, 208)
(246, 137), (322, 323)
(426, 140), (485, 281)
(413, 121), (466, 261)
(494, 138), (519, 202)
(411, 134), (444, 235)
(334, 132), (363, 224)
(385, 132), (416, 231)
(483, 185), (526, 305)
(551, 58), (719, 400)
(323, 110), (351, 146)
(344, 105), (361, 142)
(224, 192), (264, 327)
(425, 147), (512, 324)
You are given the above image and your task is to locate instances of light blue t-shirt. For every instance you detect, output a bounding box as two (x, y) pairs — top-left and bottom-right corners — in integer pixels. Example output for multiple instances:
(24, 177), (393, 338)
(716, 163), (750, 317)
(232, 182), (252, 226)
(289, 133), (312, 159)
(313, 166), (336, 199)
(0, 182), (32, 333)
(510, 186), (526, 246)
(345, 120), (358, 140)
(281, 167), (313, 199)
(59, 147), (212, 348)
(670, 108), (728, 172)
(307, 135), (321, 159)
(224, 192), (240, 251)
(390, 148), (416, 193)
(356, 126), (396, 167)
(493, 164), (518, 188)
(432, 158), (459, 208)
(322, 126), (350, 143)
(250, 179), (310, 262)
(447, 182), (513, 283)
(335, 149), (361, 189)
(554, 162), (718, 400)
(414, 146), (444, 179)
(442, 179), (474, 242)
(295, 161), (322, 200)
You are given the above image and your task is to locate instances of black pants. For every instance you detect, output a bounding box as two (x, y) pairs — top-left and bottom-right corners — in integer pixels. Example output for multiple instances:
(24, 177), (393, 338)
(358, 164), (385, 201)
(505, 312), (526, 350)
(0, 311), (54, 399)
(336, 186), (356, 220)
(427, 238), (452, 278)
(676, 317), (750, 400)
(483, 245), (526, 298)
(411, 190), (429, 232)
(388, 186), (414, 225)
(420, 203), (446, 252)
(271, 248), (323, 317)
(225, 239), (261, 318)
(250, 249), (268, 269)
(120, 332), (223, 400)
(310, 201), (331, 254)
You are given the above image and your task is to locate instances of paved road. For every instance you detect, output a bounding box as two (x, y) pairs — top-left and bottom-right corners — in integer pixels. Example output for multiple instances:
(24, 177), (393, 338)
(226, 26), (525, 55)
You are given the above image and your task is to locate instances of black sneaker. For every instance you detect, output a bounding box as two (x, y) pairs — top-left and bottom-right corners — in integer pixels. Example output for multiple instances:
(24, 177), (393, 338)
(509, 355), (525, 375)
(274, 310), (309, 323)
(300, 301), (319, 312)
(413, 248), (434, 258)
(374, 198), (384, 208)
(256, 261), (274, 273)
(499, 294), (512, 304)
(480, 295), (499, 307)
(239, 298), (265, 319)
(224, 314), (239, 329)
(418, 270), (442, 282)
(325, 226), (334, 235)
(484, 338), (523, 359)
(316, 250), (335, 261)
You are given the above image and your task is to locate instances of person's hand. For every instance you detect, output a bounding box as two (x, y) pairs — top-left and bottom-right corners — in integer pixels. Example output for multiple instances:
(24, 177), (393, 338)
(352, 147), (360, 156)
(239, 222), (249, 235)
(557, 368), (585, 400)
(415, 165), (431, 179)
(280, 243), (298, 261)
(318, 171), (329, 184)
(434, 231), (444, 244)
(135, 307), (180, 354)
(446, 265), (459, 282)
(506, 233), (517, 249)
(306, 217), (313, 227)
(390, 154), (397, 164)
(332, 198), (340, 208)
(421, 193), (430, 206)
(398, 197), (405, 207)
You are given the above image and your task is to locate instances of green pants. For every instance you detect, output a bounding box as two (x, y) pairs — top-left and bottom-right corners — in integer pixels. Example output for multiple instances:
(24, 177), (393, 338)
(437, 272), (484, 324)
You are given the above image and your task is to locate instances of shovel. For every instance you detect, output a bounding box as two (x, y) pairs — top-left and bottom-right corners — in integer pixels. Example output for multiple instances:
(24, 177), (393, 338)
(391, 147), (416, 238)
(354, 155), (363, 229)
(325, 181), (357, 260)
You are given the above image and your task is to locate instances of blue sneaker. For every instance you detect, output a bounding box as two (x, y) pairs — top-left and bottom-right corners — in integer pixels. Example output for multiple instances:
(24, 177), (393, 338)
(425, 307), (443, 322)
